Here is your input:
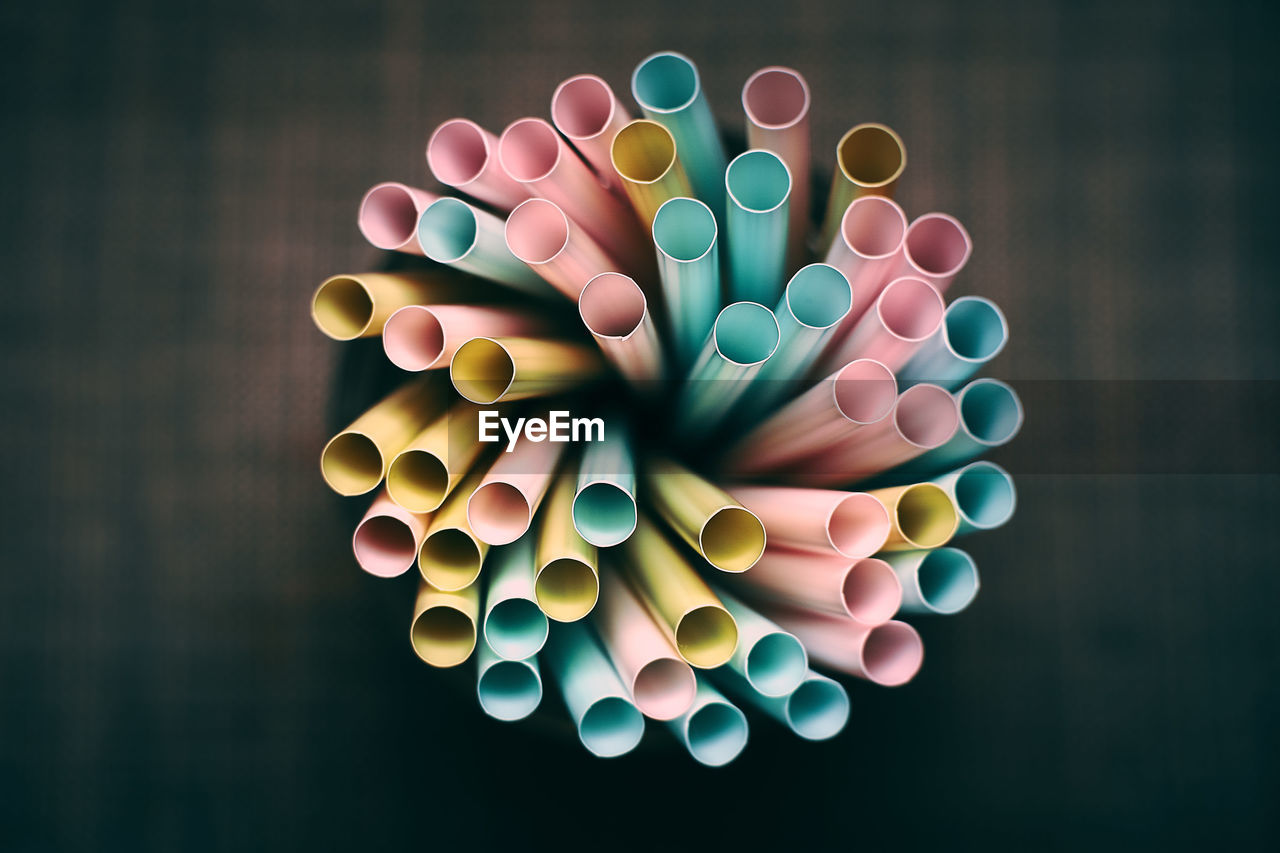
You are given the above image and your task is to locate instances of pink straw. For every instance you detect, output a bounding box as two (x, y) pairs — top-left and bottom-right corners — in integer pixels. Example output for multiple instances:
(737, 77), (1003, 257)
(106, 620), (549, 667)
(357, 182), (439, 254)
(823, 195), (908, 322)
(820, 277), (944, 375)
(426, 119), (531, 212)
(894, 213), (972, 292)
(352, 491), (430, 578)
(741, 66), (811, 271)
(578, 272), (663, 383)
(551, 74), (632, 191)
(383, 305), (546, 372)
(733, 550), (902, 626)
(727, 487), (891, 558)
(467, 439), (564, 546)
(504, 198), (618, 300)
(767, 611), (924, 686)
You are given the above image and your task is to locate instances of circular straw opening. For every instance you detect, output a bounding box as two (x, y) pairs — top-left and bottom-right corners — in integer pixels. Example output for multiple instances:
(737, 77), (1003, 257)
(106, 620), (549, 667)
(498, 119), (560, 183)
(418, 528), (484, 590)
(842, 558), (903, 624)
(410, 605), (476, 667)
(861, 622), (924, 686)
(916, 548), (979, 614)
(552, 75), (616, 139)
(535, 558), (599, 622)
(700, 507), (766, 573)
(383, 306), (446, 372)
(579, 696), (645, 758)
(837, 124), (905, 188)
(312, 276), (373, 340)
(827, 493), (891, 558)
(579, 274), (646, 339)
(611, 121), (676, 183)
(726, 150), (790, 213)
(895, 484), (958, 549)
(833, 359), (897, 424)
(841, 196), (907, 258)
(745, 632), (808, 697)
(427, 119), (489, 186)
(713, 302), (780, 366)
(417, 198), (478, 263)
(905, 214), (972, 278)
(674, 605), (739, 668)
(686, 702), (748, 767)
(878, 278), (944, 340)
(352, 514), (416, 578)
(786, 265), (851, 329)
(359, 184), (420, 249)
(450, 337), (515, 404)
(477, 659), (542, 722)
(787, 678), (850, 740)
(632, 658), (697, 720)
(946, 298), (1007, 362)
(894, 384), (959, 447)
(652, 198), (716, 261)
(960, 381), (1023, 445)
(386, 450), (449, 513)
(954, 463), (1016, 529)
(571, 482), (638, 547)
(632, 52), (699, 113)
(484, 597), (549, 660)
(320, 432), (383, 496)
(742, 67), (809, 129)
(505, 199), (569, 264)
(468, 482), (531, 546)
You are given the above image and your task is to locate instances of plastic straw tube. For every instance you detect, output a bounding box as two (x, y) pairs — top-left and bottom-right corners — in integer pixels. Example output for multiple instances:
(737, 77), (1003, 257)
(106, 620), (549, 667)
(467, 437), (563, 546)
(902, 379), (1024, 473)
(475, 644), (542, 722)
(610, 119), (694, 228)
(725, 149), (792, 306)
(735, 550), (902, 626)
(718, 666), (849, 741)
(823, 195), (908, 322)
(426, 118), (530, 211)
(358, 182), (439, 254)
(482, 537), (549, 660)
(409, 581), (480, 668)
(416, 197), (553, 297)
(450, 336), (602, 404)
(384, 305), (547, 373)
(504, 198), (617, 300)
(644, 458), (765, 573)
(666, 679), (748, 767)
(768, 611), (923, 686)
(572, 424), (638, 548)
(534, 475), (600, 622)
(726, 487), (890, 559)
(620, 516), (739, 668)
(819, 123), (906, 249)
(321, 378), (448, 496)
(895, 212), (973, 292)
(652, 197), (720, 369)
(676, 302), (780, 437)
(898, 296), (1009, 390)
(867, 482), (960, 550)
(714, 587), (807, 698)
(311, 271), (472, 341)
(543, 620), (645, 758)
(385, 403), (482, 513)
(882, 548), (980, 615)
(352, 491), (431, 578)
(578, 273), (664, 385)
(551, 74), (632, 189)
(820, 276), (944, 375)
(742, 66), (811, 271)
(932, 460), (1017, 536)
(418, 469), (490, 591)
(631, 51), (728, 210)
(594, 571), (696, 720)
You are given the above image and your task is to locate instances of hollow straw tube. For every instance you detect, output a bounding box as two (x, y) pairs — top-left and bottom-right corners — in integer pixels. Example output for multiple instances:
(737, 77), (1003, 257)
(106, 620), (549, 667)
(652, 197), (720, 369)
(384, 305), (549, 373)
(610, 119), (694, 228)
(577, 273), (664, 385)
(897, 296), (1009, 390)
(450, 336), (603, 404)
(631, 51), (728, 211)
(899, 379), (1024, 473)
(665, 678), (748, 767)
(725, 149), (792, 306)
(468, 436), (563, 546)
(504, 198), (617, 300)
(572, 423), (638, 548)
(593, 570), (697, 720)
(551, 74), (633, 189)
(352, 490), (431, 578)
(620, 516), (739, 668)
(416, 197), (554, 297)
(767, 610), (924, 686)
(482, 537), (549, 660)
(742, 66), (811, 272)
(726, 487), (891, 559)
(894, 212), (973, 293)
(426, 118), (530, 211)
(819, 123), (907, 250)
(733, 550), (902, 626)
(320, 377), (449, 496)
(418, 469), (490, 591)
(358, 182), (439, 254)
(385, 403), (483, 513)
(543, 620), (646, 758)
(534, 475), (600, 622)
(823, 195), (909, 323)
(714, 587), (807, 698)
(409, 580), (481, 668)
(475, 643), (543, 722)
(716, 665), (850, 741)
(644, 458), (766, 573)
(867, 482), (960, 551)
(311, 271), (475, 341)
(820, 276), (945, 375)
(882, 548), (980, 615)
(675, 302), (780, 438)
(931, 460), (1017, 536)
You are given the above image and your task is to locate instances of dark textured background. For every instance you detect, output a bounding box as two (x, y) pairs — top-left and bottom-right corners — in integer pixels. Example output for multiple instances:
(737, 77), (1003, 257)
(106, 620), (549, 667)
(3, 0), (1278, 850)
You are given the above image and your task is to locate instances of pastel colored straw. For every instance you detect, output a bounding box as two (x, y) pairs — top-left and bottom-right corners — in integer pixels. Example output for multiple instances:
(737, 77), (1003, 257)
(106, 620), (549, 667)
(352, 490), (431, 578)
(449, 336), (603, 404)
(717, 666), (850, 742)
(714, 587), (808, 698)
(894, 212), (972, 293)
(550, 73), (632, 189)
(593, 570), (697, 720)
(467, 435), (563, 546)
(741, 66), (811, 272)
(416, 197), (554, 297)
(384, 304), (548, 373)
(768, 611), (924, 687)
(899, 378), (1024, 473)
(610, 119), (694, 228)
(418, 469), (490, 591)
(675, 301), (780, 438)
(732, 550), (902, 626)
(543, 620), (646, 758)
(652, 197), (720, 369)
(882, 547), (981, 615)
(819, 276), (945, 376)
(385, 402), (483, 513)
(409, 580), (481, 669)
(358, 182), (439, 254)
(534, 475), (600, 622)
(932, 460), (1017, 536)
(724, 149), (792, 306)
(726, 487), (891, 559)
(504, 198), (617, 300)
(819, 123), (906, 249)
(620, 516), (739, 668)
(311, 270), (473, 341)
(577, 272), (664, 386)
(665, 678), (749, 767)
(475, 643), (543, 722)
(644, 458), (766, 573)
(823, 195), (908, 323)
(426, 118), (530, 211)
(571, 423), (638, 548)
(867, 482), (960, 550)
(897, 296), (1009, 389)
(631, 51), (728, 211)
(482, 537), (549, 660)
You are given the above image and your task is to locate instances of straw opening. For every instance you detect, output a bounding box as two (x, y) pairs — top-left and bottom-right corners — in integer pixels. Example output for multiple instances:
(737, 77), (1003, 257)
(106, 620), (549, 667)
(321, 432), (383, 496)
(946, 298), (1007, 362)
(895, 484), (958, 549)
(787, 265), (851, 329)
(861, 622), (923, 686)
(418, 198), (478, 263)
(842, 558), (903, 624)
(713, 302), (780, 366)
(905, 214), (972, 277)
(653, 198), (715, 261)
(312, 276), (373, 340)
(411, 605), (476, 667)
(477, 659), (542, 721)
(632, 52), (699, 113)
(427, 119), (489, 186)
(954, 464), (1016, 529)
(359, 184), (420, 249)
(633, 658), (697, 720)
(387, 449), (449, 513)
(572, 481), (637, 547)
(833, 360), (897, 424)
(468, 481), (531, 546)
(505, 199), (570, 264)
(895, 385), (959, 447)
(700, 507), (766, 573)
(837, 124), (905, 188)
(450, 337), (515, 404)
(579, 696), (644, 758)
(383, 306), (445, 372)
(674, 605), (738, 668)
(787, 678), (850, 740)
(499, 119), (561, 183)
(485, 597), (549, 660)
(879, 278), (943, 340)
(960, 381), (1023, 445)
(685, 701), (748, 766)
(579, 273), (646, 339)
(916, 548), (979, 614)
(726, 150), (790, 213)
(611, 121), (676, 183)
(535, 558), (599, 622)
(841, 196), (907, 258)
(552, 75), (615, 139)
(745, 632), (807, 697)
(742, 67), (809, 129)
(353, 514), (416, 578)
(418, 528), (484, 590)
(828, 493), (891, 558)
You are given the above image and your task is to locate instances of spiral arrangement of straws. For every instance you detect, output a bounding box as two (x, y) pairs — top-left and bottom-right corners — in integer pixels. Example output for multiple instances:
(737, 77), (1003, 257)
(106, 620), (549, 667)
(312, 52), (1021, 765)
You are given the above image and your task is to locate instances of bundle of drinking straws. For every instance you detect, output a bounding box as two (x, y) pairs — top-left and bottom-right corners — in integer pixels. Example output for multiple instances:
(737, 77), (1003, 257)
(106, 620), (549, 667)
(311, 52), (1022, 766)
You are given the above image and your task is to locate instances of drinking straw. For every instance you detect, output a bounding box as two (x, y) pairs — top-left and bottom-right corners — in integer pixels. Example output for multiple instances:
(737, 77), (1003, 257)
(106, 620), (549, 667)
(467, 436), (563, 546)
(665, 678), (748, 767)
(416, 197), (554, 297)
(543, 620), (646, 758)
(321, 377), (449, 496)
(311, 270), (473, 341)
(418, 469), (490, 591)
(385, 402), (483, 513)
(882, 548), (980, 615)
(426, 118), (530, 211)
(931, 460), (1017, 536)
(409, 580), (480, 668)
(644, 458), (765, 573)
(534, 475), (600, 622)
(475, 643), (543, 722)
(767, 611), (924, 687)
(482, 537), (549, 660)
(742, 66), (811, 272)
(504, 198), (617, 300)
(352, 490), (431, 578)
(593, 570), (697, 720)
(550, 73), (632, 189)
(384, 305), (548, 373)
(897, 296), (1008, 390)
(819, 276), (944, 375)
(899, 379), (1024, 473)
(819, 123), (906, 249)
(731, 550), (902, 626)
(726, 487), (890, 559)
(894, 212), (972, 293)
(717, 666), (850, 742)
(652, 197), (720, 369)
(571, 423), (638, 548)
(620, 516), (739, 668)
(358, 182), (439, 254)
(725, 149), (792, 306)
(675, 301), (780, 438)
(823, 195), (908, 322)
(866, 482), (960, 550)
(609, 119), (694, 227)
(450, 336), (603, 404)
(714, 587), (807, 698)
(577, 273), (664, 386)
(631, 51), (728, 211)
